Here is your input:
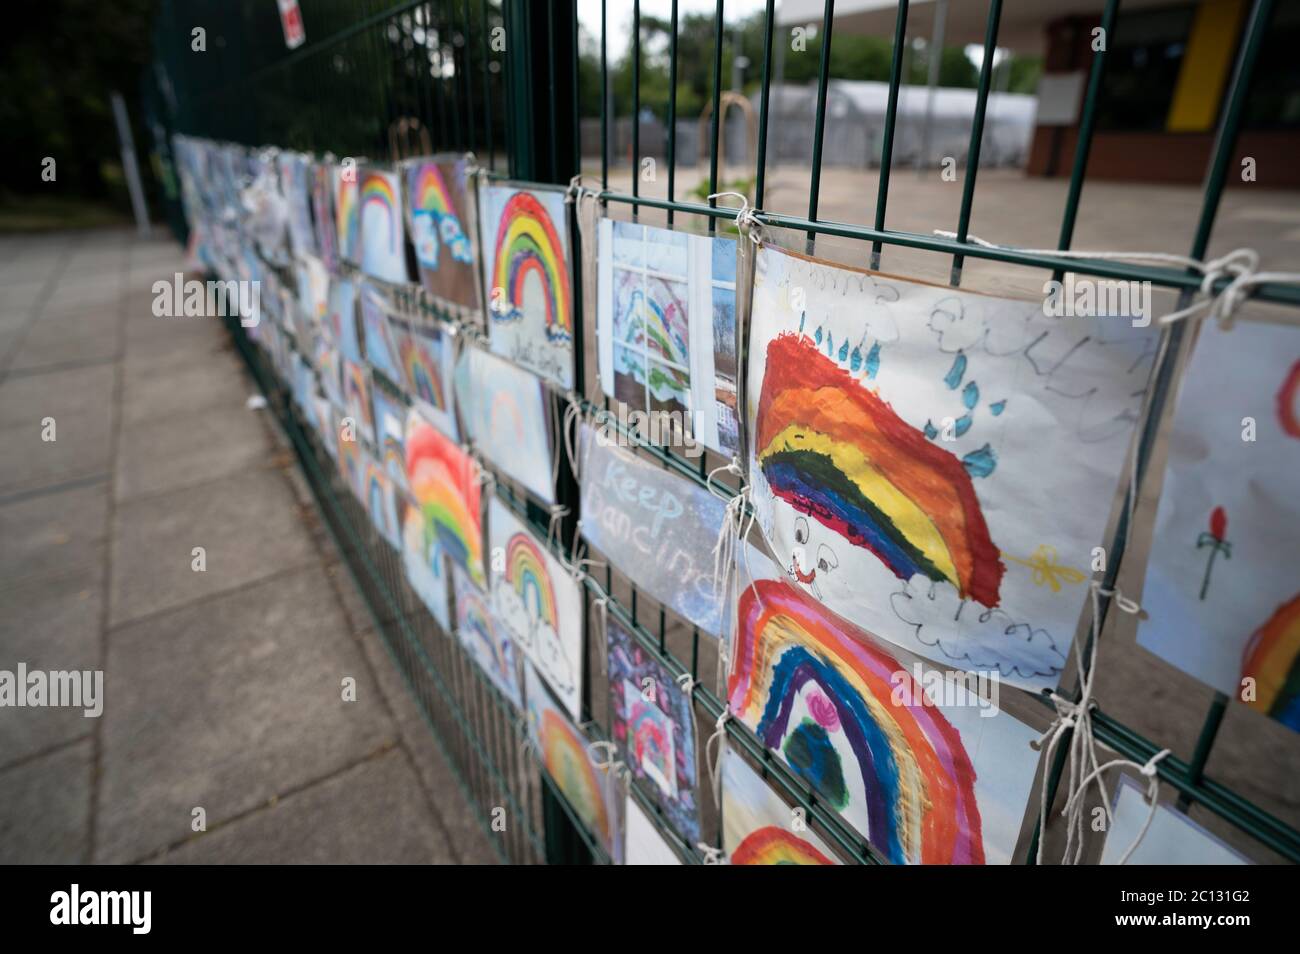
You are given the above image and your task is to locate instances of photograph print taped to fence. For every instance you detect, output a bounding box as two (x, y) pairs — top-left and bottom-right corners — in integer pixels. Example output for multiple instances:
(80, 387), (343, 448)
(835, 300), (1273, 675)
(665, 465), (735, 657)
(478, 182), (574, 390)
(728, 548), (1041, 865)
(578, 421), (727, 636)
(607, 617), (700, 844)
(721, 743), (840, 865)
(455, 345), (554, 504)
(406, 156), (480, 318)
(596, 218), (741, 455)
(489, 496), (583, 719)
(1138, 319), (1300, 732)
(746, 244), (1157, 693)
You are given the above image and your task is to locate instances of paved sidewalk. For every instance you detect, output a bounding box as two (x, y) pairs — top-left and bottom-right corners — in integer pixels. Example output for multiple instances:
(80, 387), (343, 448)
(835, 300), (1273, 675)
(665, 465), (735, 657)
(0, 228), (496, 864)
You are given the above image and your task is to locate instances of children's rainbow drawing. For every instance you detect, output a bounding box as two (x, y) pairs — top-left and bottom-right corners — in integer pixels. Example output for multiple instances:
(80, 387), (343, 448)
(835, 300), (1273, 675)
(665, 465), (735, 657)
(1242, 593), (1300, 730)
(757, 332), (1004, 608)
(409, 162), (473, 267)
(364, 457), (400, 549)
(729, 579), (985, 865)
(334, 168), (359, 261)
(399, 334), (447, 413)
(491, 191), (572, 342)
(505, 532), (558, 630)
(360, 172), (399, 252)
(527, 664), (615, 857)
(405, 410), (484, 586)
(731, 827), (837, 866)
(455, 568), (520, 707)
(342, 360), (374, 444)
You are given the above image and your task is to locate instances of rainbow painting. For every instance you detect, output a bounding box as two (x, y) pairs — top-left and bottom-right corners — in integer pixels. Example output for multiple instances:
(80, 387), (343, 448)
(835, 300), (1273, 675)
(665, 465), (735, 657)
(453, 563), (521, 708)
(397, 322), (457, 441)
(720, 743), (840, 865)
(333, 166), (359, 264)
(489, 497), (582, 718)
(480, 185), (573, 389)
(342, 359), (375, 446)
(525, 662), (620, 861)
(359, 168), (408, 284)
(731, 826), (838, 866)
(1242, 594), (1300, 730)
(406, 158), (478, 314)
(364, 455), (401, 550)
(405, 407), (484, 587)
(729, 578), (984, 865)
(757, 331), (1004, 608)
(505, 532), (557, 632)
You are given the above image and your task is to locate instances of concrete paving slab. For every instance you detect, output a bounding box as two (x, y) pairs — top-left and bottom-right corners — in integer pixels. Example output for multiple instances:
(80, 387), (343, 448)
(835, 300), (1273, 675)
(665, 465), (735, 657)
(0, 563), (102, 765)
(0, 405), (113, 495)
(8, 309), (122, 372)
(119, 348), (249, 426)
(146, 749), (455, 864)
(97, 566), (395, 863)
(108, 467), (318, 626)
(0, 481), (107, 585)
(0, 739), (93, 864)
(115, 403), (274, 503)
(0, 362), (114, 431)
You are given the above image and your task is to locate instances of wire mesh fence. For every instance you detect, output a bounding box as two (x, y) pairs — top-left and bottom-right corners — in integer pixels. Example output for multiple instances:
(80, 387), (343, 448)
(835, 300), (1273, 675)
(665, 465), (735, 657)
(150, 0), (1300, 864)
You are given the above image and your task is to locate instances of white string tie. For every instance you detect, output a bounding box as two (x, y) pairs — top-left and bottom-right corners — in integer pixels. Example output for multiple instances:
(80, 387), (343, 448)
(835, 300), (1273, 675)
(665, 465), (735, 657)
(696, 843), (726, 865)
(592, 594), (610, 677)
(545, 503), (570, 556)
(932, 232), (1300, 330)
(707, 192), (763, 246)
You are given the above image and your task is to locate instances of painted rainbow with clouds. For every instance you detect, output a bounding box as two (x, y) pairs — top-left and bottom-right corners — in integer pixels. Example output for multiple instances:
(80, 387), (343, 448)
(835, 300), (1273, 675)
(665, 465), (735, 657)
(360, 172), (399, 252)
(492, 192), (571, 341)
(731, 826), (836, 865)
(757, 332), (1004, 606)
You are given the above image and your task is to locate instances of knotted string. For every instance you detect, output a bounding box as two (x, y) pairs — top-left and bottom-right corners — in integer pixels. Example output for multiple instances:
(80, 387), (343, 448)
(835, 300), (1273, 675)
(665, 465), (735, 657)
(696, 843), (726, 865)
(931, 232), (1300, 330)
(586, 739), (630, 783)
(1035, 580), (1148, 864)
(707, 192), (764, 246)
(545, 503), (570, 556)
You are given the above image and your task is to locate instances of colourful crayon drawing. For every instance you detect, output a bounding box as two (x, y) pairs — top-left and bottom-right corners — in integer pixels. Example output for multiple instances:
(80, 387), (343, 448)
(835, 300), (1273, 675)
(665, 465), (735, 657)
(1241, 593), (1300, 730)
(333, 166), (359, 263)
(490, 498), (581, 718)
(720, 744), (840, 866)
(359, 285), (404, 383)
(405, 407), (484, 587)
(402, 504), (451, 632)
(729, 579), (984, 865)
(370, 384), (407, 492)
(525, 663), (619, 861)
(453, 564), (520, 708)
(358, 168), (408, 284)
(623, 682), (676, 797)
(409, 161), (473, 269)
(490, 191), (571, 340)
(480, 185), (573, 389)
(757, 331), (1003, 607)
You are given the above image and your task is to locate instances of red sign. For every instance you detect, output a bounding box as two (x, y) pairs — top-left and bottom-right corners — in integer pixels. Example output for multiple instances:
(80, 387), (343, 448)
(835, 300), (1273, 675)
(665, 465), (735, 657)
(277, 0), (306, 50)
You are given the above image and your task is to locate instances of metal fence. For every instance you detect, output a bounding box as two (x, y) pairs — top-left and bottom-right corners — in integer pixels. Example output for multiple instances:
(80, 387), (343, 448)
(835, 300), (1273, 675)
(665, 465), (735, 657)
(147, 0), (1300, 864)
